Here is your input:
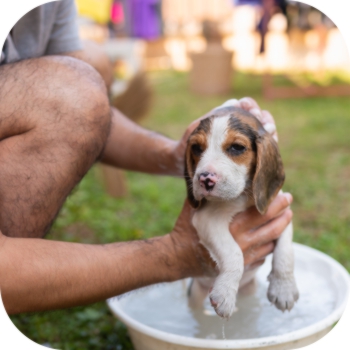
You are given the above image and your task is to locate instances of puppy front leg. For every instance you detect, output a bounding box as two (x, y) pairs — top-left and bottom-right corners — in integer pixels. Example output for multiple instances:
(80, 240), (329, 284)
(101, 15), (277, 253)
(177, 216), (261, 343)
(193, 211), (244, 319)
(209, 238), (243, 319)
(267, 222), (299, 311)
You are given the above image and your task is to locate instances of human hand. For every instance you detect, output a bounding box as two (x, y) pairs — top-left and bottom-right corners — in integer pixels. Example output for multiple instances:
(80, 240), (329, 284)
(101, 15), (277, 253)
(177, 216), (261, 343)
(227, 97), (278, 141)
(170, 192), (293, 278)
(171, 97), (278, 176)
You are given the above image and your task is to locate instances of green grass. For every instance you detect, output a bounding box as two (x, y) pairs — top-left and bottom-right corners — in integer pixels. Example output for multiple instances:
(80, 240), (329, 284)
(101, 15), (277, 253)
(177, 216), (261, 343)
(11, 71), (350, 349)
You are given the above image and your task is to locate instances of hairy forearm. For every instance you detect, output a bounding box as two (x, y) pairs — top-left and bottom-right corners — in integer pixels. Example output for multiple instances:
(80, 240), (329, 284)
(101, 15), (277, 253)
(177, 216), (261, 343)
(100, 107), (182, 176)
(0, 233), (182, 314)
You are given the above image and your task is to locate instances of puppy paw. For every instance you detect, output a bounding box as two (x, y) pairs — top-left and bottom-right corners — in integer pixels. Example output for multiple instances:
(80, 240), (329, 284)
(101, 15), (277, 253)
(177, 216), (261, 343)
(209, 277), (238, 319)
(267, 272), (299, 312)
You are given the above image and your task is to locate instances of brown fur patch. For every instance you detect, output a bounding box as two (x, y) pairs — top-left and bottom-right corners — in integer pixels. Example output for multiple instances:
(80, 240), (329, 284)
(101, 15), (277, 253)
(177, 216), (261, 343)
(187, 134), (207, 172)
(184, 117), (212, 208)
(222, 129), (257, 170)
(253, 133), (285, 214)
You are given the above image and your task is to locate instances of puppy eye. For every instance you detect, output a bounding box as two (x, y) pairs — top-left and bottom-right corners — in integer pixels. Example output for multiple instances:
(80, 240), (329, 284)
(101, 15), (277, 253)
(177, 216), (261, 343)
(228, 143), (246, 155)
(191, 144), (203, 156)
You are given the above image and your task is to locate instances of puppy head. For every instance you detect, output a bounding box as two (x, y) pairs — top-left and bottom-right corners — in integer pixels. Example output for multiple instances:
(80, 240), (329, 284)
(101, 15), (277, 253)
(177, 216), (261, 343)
(184, 107), (285, 214)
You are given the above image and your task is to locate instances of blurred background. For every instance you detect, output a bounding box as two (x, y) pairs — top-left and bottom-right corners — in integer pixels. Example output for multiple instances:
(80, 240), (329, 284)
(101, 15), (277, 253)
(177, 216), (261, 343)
(11, 1), (350, 349)
(76, 0), (350, 94)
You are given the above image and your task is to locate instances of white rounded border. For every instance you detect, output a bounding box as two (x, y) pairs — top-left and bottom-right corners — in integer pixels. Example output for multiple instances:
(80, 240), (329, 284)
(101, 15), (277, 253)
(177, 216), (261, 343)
(0, 0), (349, 349)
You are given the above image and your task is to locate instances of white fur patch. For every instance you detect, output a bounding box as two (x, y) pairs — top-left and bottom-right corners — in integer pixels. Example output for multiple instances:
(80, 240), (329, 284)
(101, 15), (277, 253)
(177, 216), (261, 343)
(193, 116), (248, 202)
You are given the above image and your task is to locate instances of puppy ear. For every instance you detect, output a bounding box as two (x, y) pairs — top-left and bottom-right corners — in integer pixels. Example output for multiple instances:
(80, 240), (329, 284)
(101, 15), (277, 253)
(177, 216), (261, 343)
(252, 131), (285, 215)
(184, 143), (203, 209)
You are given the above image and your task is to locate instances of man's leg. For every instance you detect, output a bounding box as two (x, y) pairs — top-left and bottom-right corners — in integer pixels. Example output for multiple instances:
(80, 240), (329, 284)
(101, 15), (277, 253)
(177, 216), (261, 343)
(0, 56), (111, 237)
(63, 40), (114, 90)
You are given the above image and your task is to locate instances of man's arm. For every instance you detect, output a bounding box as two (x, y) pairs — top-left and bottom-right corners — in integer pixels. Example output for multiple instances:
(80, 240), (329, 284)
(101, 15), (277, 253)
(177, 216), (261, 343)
(0, 233), (181, 314)
(100, 107), (181, 176)
(0, 193), (292, 315)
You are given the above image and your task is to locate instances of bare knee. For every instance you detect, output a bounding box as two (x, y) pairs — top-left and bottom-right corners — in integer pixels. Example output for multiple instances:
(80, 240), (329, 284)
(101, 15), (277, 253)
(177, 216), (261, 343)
(34, 56), (111, 157)
(45, 55), (111, 126)
(0, 55), (111, 151)
(80, 40), (114, 89)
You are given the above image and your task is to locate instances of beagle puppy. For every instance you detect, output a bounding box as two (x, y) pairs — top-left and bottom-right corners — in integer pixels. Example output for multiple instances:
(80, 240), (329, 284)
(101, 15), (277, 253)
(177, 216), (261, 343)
(185, 101), (299, 319)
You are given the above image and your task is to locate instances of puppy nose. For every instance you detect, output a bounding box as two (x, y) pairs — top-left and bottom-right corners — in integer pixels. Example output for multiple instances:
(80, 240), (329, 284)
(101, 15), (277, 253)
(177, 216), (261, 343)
(198, 172), (217, 191)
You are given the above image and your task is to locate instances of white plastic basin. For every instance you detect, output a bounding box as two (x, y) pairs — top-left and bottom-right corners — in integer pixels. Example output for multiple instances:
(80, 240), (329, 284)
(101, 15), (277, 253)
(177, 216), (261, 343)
(107, 243), (350, 350)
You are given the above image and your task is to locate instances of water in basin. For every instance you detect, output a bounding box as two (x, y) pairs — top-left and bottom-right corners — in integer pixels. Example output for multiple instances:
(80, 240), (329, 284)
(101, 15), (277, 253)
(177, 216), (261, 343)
(118, 248), (339, 340)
